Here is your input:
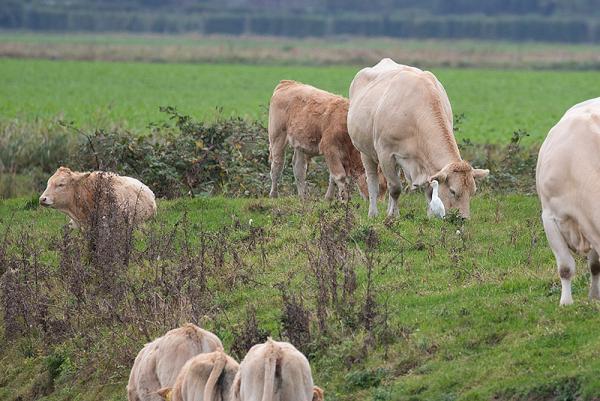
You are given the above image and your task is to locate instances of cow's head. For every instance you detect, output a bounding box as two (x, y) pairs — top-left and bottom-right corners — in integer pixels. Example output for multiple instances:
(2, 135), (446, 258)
(39, 167), (89, 209)
(427, 161), (488, 218)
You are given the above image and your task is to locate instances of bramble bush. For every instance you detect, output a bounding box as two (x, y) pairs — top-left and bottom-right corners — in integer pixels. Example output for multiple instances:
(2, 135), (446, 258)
(0, 108), (537, 199)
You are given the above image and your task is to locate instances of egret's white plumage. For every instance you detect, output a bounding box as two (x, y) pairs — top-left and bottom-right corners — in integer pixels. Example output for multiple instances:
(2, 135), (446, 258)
(429, 180), (445, 218)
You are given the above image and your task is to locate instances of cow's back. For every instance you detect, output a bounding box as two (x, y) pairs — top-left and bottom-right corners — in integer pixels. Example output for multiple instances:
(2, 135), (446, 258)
(537, 98), (600, 253)
(112, 174), (157, 221)
(154, 324), (223, 386)
(348, 68), (454, 161)
(278, 343), (314, 401)
(128, 324), (223, 401)
(270, 80), (348, 156)
(238, 340), (313, 401)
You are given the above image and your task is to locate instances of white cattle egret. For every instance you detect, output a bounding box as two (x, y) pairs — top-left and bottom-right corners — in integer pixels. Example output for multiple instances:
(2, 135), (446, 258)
(429, 180), (445, 218)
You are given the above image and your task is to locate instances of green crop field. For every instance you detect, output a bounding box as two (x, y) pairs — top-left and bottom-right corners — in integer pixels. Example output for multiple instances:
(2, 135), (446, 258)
(1, 194), (600, 401)
(2, 58), (600, 143)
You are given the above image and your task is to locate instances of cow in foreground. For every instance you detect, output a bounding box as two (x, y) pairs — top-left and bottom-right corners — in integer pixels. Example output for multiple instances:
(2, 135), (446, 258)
(347, 58), (488, 218)
(157, 350), (239, 401)
(268, 80), (385, 200)
(537, 97), (600, 305)
(127, 324), (223, 401)
(39, 167), (156, 228)
(231, 338), (323, 401)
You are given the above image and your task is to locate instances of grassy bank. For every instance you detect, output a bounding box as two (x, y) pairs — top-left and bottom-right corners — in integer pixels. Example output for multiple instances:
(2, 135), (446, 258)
(2, 194), (600, 400)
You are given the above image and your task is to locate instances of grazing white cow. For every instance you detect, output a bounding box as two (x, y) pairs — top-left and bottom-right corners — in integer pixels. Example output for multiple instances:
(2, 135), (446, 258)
(536, 97), (600, 305)
(157, 350), (239, 401)
(39, 166), (156, 227)
(347, 58), (488, 218)
(127, 324), (223, 401)
(231, 339), (323, 401)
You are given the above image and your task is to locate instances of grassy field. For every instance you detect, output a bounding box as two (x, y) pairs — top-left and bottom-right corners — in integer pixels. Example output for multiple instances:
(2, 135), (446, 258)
(2, 32), (600, 69)
(2, 58), (600, 142)
(2, 33), (600, 401)
(1, 193), (600, 401)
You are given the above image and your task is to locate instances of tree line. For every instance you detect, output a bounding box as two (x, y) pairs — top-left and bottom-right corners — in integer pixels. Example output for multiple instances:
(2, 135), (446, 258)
(1, 0), (600, 42)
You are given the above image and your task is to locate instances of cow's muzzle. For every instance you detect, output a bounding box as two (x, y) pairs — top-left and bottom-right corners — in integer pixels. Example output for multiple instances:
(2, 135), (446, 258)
(39, 196), (52, 207)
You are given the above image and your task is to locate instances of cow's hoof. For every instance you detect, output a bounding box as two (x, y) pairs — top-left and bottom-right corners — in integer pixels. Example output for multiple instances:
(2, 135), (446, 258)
(559, 297), (574, 306)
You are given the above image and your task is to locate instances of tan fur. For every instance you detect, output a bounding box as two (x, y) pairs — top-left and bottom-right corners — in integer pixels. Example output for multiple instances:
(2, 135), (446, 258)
(537, 97), (600, 305)
(157, 350), (239, 401)
(235, 339), (319, 401)
(127, 324), (223, 401)
(40, 166), (157, 227)
(347, 58), (488, 218)
(268, 80), (386, 200)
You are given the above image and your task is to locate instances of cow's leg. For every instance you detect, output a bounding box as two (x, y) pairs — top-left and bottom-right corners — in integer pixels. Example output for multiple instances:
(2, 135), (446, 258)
(379, 152), (402, 218)
(588, 248), (600, 300)
(323, 151), (350, 200)
(269, 130), (287, 198)
(361, 153), (379, 217)
(292, 148), (309, 199)
(542, 212), (576, 305)
(325, 175), (336, 201)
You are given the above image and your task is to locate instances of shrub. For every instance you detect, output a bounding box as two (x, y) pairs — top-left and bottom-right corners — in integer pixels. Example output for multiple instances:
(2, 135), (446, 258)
(1, 109), (538, 200)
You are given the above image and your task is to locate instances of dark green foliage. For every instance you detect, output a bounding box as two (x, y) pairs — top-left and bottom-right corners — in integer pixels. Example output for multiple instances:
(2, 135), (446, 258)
(66, 107), (273, 198)
(0, 109), (541, 199)
(460, 129), (538, 195)
(344, 367), (388, 390)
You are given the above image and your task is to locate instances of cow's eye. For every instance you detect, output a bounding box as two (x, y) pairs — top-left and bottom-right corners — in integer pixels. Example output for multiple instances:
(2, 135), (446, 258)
(450, 189), (456, 197)
(57, 183), (65, 188)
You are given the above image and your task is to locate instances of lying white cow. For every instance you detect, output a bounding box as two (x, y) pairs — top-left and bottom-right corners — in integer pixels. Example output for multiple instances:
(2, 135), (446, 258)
(537, 97), (600, 305)
(157, 350), (239, 401)
(231, 339), (323, 401)
(127, 324), (223, 401)
(39, 166), (156, 227)
(347, 58), (488, 218)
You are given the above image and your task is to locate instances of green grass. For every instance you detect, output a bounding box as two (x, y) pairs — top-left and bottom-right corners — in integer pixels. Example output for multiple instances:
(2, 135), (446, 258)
(2, 193), (600, 400)
(2, 58), (599, 142)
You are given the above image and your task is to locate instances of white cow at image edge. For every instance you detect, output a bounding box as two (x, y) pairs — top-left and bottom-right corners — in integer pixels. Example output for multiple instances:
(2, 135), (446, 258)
(536, 97), (600, 305)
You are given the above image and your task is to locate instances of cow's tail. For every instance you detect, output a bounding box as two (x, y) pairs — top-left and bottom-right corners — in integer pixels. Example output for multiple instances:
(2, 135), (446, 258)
(267, 101), (287, 164)
(261, 338), (281, 401)
(204, 350), (227, 401)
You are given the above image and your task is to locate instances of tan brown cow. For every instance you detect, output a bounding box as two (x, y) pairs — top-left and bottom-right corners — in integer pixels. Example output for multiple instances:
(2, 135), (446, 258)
(268, 80), (385, 200)
(231, 338), (323, 401)
(157, 350), (239, 401)
(347, 58), (488, 218)
(537, 97), (600, 305)
(127, 324), (223, 401)
(39, 167), (156, 228)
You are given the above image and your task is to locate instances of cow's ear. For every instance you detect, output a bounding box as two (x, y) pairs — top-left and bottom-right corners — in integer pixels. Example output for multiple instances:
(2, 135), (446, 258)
(313, 386), (324, 401)
(428, 170), (447, 184)
(58, 166), (72, 174)
(472, 168), (489, 180)
(156, 388), (172, 400)
(76, 172), (91, 181)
